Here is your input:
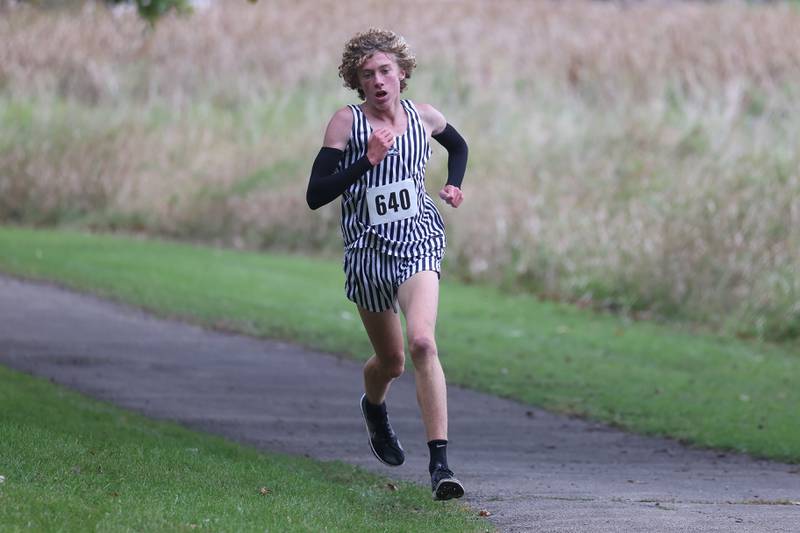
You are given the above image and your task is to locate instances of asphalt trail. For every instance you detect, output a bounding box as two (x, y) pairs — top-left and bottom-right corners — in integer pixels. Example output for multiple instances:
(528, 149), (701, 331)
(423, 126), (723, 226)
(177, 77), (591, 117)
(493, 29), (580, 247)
(1, 275), (798, 532)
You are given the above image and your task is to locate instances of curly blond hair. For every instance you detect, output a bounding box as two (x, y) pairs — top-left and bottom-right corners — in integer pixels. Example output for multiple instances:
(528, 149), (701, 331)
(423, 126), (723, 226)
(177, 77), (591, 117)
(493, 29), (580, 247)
(338, 28), (417, 100)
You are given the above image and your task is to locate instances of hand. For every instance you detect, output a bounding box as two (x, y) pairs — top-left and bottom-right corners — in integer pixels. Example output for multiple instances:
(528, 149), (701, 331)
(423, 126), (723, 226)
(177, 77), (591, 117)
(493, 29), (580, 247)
(366, 127), (394, 166)
(438, 184), (464, 208)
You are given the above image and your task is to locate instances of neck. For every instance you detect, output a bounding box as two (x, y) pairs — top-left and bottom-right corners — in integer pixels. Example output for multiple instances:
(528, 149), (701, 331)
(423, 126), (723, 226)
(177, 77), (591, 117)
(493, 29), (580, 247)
(363, 97), (402, 121)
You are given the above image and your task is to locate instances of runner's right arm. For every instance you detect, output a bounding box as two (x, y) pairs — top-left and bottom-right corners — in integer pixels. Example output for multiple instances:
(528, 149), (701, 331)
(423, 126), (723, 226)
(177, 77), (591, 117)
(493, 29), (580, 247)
(306, 109), (393, 210)
(307, 149), (373, 210)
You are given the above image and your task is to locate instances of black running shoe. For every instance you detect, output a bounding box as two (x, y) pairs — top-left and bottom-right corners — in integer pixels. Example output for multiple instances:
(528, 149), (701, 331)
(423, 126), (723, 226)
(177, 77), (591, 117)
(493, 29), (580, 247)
(359, 393), (405, 467)
(431, 465), (464, 501)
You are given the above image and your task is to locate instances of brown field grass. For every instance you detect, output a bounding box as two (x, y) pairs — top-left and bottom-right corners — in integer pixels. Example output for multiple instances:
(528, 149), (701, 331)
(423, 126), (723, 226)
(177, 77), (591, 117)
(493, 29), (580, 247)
(2, 0), (800, 340)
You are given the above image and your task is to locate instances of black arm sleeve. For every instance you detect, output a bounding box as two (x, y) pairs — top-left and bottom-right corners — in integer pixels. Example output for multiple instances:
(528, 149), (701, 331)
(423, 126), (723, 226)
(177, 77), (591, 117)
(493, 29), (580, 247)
(432, 123), (468, 188)
(306, 148), (374, 210)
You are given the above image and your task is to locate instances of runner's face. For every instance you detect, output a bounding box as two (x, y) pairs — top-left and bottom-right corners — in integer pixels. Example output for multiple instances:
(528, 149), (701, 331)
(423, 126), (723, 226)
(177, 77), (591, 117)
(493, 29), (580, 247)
(358, 52), (405, 107)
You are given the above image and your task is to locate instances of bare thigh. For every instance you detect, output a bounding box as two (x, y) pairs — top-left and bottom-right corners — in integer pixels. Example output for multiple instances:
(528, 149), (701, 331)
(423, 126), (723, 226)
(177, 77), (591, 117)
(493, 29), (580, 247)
(397, 271), (439, 353)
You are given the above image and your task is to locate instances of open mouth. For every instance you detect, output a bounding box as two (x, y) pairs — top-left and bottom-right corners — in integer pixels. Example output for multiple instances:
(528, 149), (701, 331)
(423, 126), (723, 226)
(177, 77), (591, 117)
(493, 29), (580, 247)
(375, 90), (388, 98)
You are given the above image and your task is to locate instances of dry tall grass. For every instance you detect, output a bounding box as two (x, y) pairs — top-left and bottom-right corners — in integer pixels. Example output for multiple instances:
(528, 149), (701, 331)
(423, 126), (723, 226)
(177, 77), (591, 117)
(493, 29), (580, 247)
(2, 0), (800, 340)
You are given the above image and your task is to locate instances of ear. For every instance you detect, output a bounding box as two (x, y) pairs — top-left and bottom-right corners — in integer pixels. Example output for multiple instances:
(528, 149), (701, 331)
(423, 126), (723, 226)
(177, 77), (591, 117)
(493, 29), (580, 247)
(399, 70), (406, 80)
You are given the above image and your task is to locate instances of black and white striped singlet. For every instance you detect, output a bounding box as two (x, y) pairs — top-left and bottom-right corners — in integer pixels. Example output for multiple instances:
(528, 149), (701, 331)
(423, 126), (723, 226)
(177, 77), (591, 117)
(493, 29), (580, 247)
(338, 100), (446, 257)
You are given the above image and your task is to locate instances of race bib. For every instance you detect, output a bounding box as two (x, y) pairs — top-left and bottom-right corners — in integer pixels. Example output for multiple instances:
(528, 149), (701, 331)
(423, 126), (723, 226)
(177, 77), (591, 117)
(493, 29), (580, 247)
(366, 179), (419, 226)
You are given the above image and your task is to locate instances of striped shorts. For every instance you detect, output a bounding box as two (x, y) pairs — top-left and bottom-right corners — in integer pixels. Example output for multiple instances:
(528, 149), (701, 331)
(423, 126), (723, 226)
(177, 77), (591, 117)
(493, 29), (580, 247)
(344, 247), (443, 313)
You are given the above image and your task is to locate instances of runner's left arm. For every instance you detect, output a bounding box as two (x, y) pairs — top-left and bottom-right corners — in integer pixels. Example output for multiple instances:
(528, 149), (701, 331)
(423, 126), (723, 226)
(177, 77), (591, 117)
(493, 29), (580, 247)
(433, 124), (468, 189)
(419, 103), (467, 208)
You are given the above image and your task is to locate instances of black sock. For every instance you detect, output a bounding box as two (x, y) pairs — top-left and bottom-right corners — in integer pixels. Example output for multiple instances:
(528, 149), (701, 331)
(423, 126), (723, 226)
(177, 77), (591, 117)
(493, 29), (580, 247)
(363, 396), (387, 420)
(427, 439), (448, 473)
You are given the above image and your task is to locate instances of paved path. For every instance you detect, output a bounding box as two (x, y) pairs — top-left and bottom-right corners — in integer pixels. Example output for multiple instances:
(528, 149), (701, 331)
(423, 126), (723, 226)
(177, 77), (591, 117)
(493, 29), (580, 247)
(1, 275), (798, 532)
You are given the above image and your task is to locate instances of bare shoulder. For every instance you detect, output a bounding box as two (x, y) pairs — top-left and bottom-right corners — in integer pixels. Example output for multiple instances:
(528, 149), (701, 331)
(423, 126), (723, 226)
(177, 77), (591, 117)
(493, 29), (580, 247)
(414, 103), (447, 136)
(322, 106), (354, 150)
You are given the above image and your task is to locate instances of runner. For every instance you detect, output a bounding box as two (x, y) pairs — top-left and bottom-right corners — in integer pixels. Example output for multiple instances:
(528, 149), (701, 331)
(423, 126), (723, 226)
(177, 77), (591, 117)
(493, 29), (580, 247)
(306, 28), (468, 501)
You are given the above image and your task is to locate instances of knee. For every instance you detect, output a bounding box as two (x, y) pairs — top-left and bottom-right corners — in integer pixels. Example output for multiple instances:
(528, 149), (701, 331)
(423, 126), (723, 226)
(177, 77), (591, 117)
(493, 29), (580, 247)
(408, 335), (437, 362)
(378, 351), (405, 379)
(386, 361), (405, 379)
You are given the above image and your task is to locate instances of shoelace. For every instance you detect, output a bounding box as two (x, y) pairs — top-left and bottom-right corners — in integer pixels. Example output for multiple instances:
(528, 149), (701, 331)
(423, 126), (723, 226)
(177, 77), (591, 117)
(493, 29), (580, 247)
(374, 421), (395, 440)
(367, 412), (395, 440)
(432, 467), (454, 480)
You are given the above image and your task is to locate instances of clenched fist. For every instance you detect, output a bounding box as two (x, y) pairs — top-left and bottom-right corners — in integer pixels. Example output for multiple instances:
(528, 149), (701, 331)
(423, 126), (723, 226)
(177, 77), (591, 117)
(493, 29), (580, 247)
(439, 184), (464, 208)
(366, 127), (395, 166)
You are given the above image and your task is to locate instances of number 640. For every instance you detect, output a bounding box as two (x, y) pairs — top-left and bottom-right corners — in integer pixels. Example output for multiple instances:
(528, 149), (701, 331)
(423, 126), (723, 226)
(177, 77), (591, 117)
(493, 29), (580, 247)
(375, 189), (411, 216)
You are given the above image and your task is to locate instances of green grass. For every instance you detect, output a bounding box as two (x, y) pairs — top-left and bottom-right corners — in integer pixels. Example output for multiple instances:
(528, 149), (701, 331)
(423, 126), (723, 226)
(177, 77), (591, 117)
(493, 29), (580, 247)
(0, 365), (486, 532)
(1, 226), (799, 464)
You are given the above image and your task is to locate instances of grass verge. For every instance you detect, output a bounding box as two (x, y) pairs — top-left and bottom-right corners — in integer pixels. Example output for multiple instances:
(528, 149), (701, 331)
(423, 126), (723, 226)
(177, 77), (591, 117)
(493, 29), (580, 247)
(0, 226), (798, 464)
(0, 365), (485, 532)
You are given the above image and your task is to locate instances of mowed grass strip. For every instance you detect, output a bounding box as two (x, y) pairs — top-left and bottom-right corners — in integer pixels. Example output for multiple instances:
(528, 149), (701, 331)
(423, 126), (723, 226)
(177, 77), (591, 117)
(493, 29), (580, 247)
(1, 226), (798, 463)
(0, 365), (486, 532)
